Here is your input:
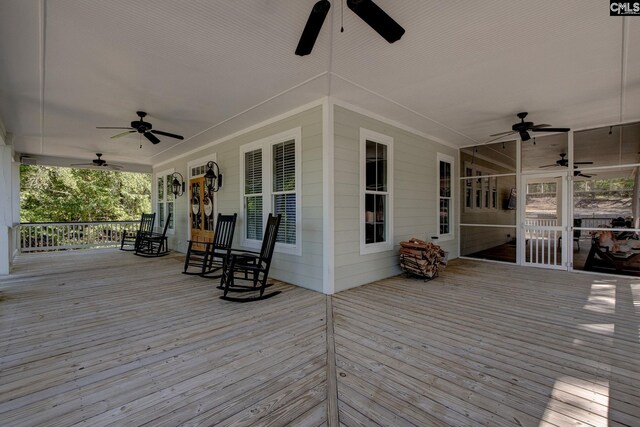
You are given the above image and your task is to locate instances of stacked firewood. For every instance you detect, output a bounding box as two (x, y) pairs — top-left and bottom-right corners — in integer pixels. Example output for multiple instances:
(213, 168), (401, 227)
(399, 238), (447, 279)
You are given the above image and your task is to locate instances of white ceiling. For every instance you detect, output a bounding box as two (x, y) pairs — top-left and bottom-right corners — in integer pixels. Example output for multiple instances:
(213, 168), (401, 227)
(1, 0), (639, 169)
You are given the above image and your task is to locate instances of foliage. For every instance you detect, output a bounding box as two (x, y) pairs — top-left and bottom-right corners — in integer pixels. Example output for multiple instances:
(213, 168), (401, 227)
(20, 165), (151, 223)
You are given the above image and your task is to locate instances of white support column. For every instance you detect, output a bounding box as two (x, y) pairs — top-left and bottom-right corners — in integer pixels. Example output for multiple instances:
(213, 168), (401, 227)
(633, 166), (640, 229)
(0, 141), (18, 275)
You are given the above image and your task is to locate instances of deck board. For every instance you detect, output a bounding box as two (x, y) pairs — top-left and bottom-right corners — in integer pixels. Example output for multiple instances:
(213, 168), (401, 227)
(333, 259), (640, 426)
(1, 251), (639, 426)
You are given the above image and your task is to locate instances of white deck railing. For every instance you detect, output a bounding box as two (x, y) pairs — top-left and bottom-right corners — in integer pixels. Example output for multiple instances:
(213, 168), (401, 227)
(20, 221), (139, 252)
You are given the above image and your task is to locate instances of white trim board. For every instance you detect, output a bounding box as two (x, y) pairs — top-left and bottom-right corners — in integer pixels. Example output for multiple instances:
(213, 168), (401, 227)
(153, 98), (326, 169)
(322, 97), (335, 294)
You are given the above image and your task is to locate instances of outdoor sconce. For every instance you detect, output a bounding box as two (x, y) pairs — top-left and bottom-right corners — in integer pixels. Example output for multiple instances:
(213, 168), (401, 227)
(204, 160), (222, 193)
(171, 172), (185, 198)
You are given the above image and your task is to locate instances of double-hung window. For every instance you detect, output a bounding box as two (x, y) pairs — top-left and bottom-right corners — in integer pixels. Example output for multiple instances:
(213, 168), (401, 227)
(155, 169), (175, 233)
(241, 128), (301, 255)
(360, 129), (393, 254)
(437, 153), (454, 241)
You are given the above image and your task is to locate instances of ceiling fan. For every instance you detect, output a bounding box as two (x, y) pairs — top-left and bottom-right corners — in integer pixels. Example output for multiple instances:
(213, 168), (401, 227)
(488, 112), (570, 142)
(97, 111), (184, 145)
(70, 153), (123, 170)
(296, 0), (405, 56)
(539, 154), (596, 178)
(574, 170), (595, 178)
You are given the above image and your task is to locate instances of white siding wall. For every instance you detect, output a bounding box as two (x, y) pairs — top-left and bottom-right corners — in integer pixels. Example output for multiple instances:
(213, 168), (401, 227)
(154, 106), (324, 293)
(333, 106), (458, 292)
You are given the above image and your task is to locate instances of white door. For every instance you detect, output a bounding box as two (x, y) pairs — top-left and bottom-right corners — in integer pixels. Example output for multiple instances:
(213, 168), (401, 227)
(520, 173), (568, 270)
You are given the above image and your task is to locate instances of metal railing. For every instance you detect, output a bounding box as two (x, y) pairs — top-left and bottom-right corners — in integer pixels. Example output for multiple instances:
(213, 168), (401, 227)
(20, 221), (139, 252)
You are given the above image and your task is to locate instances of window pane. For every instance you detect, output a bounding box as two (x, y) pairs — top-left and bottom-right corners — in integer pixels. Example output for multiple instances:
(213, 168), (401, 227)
(365, 140), (387, 192)
(365, 193), (386, 244)
(365, 140), (377, 190)
(274, 193), (296, 244)
(245, 195), (263, 240)
(166, 174), (172, 199)
(245, 149), (262, 195)
(375, 194), (386, 242)
(158, 177), (164, 199)
(440, 161), (451, 197)
(273, 140), (295, 192)
(167, 202), (174, 228)
(377, 143), (387, 191)
(158, 203), (165, 228)
(440, 198), (450, 234)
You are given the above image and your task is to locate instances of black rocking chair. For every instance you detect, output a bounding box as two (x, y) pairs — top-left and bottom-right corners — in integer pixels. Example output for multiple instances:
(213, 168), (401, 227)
(135, 213), (172, 257)
(219, 213), (281, 302)
(120, 213), (155, 251)
(183, 213), (237, 277)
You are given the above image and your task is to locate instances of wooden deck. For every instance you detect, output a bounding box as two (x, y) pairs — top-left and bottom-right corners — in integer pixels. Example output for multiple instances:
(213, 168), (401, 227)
(1, 250), (639, 426)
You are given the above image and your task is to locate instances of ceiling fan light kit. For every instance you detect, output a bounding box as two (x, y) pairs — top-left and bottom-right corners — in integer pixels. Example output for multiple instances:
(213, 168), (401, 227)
(296, 0), (405, 56)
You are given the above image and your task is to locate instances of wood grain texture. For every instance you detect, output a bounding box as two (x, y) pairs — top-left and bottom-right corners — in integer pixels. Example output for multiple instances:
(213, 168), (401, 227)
(0, 249), (327, 426)
(2, 251), (639, 426)
(333, 259), (640, 427)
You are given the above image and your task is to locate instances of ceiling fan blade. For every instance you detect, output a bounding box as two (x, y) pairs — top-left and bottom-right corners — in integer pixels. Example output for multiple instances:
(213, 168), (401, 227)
(519, 131), (531, 141)
(574, 161), (594, 165)
(539, 164), (560, 168)
(529, 124), (551, 129)
(489, 130), (517, 137)
(70, 163), (94, 167)
(531, 127), (570, 133)
(295, 0), (331, 56)
(97, 126), (134, 130)
(105, 164), (123, 170)
(151, 130), (184, 140)
(111, 130), (136, 139)
(144, 132), (161, 144)
(347, 0), (405, 43)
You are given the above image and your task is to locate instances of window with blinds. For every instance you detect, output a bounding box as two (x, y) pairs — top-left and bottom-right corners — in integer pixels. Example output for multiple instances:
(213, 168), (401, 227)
(240, 128), (301, 254)
(273, 140), (296, 245)
(244, 149), (263, 240)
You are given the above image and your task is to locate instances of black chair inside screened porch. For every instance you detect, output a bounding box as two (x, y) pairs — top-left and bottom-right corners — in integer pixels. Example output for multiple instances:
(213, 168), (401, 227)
(218, 213), (281, 303)
(120, 213), (155, 252)
(183, 213), (237, 277)
(135, 213), (172, 257)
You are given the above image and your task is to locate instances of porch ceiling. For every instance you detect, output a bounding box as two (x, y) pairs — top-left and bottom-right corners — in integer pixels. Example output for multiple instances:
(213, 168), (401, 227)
(1, 1), (639, 169)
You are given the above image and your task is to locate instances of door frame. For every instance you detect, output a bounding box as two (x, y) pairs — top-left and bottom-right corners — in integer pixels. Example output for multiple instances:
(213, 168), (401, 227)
(187, 155), (218, 242)
(518, 171), (570, 270)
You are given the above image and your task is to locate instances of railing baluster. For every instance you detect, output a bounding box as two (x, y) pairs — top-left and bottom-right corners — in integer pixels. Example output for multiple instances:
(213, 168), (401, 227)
(19, 221), (139, 252)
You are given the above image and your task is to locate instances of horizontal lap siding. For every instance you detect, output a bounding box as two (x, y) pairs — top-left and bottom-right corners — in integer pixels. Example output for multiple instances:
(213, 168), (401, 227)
(155, 106), (324, 293)
(333, 106), (458, 293)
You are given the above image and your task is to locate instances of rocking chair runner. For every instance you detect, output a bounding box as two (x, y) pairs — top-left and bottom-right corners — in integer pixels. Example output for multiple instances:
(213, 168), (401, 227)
(219, 213), (281, 302)
(183, 213), (237, 276)
(120, 213), (155, 251)
(135, 213), (172, 257)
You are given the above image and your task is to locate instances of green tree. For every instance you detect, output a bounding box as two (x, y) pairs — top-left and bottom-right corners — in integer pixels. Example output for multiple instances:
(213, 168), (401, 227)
(20, 165), (151, 223)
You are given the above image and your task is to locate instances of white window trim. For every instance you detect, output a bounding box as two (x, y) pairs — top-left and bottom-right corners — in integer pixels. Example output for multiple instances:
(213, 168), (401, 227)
(239, 127), (302, 256)
(437, 153), (454, 242)
(155, 168), (175, 235)
(360, 128), (394, 255)
(462, 161), (499, 212)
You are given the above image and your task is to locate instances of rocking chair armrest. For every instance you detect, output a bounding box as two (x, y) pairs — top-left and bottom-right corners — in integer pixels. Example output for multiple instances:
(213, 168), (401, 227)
(228, 248), (260, 256)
